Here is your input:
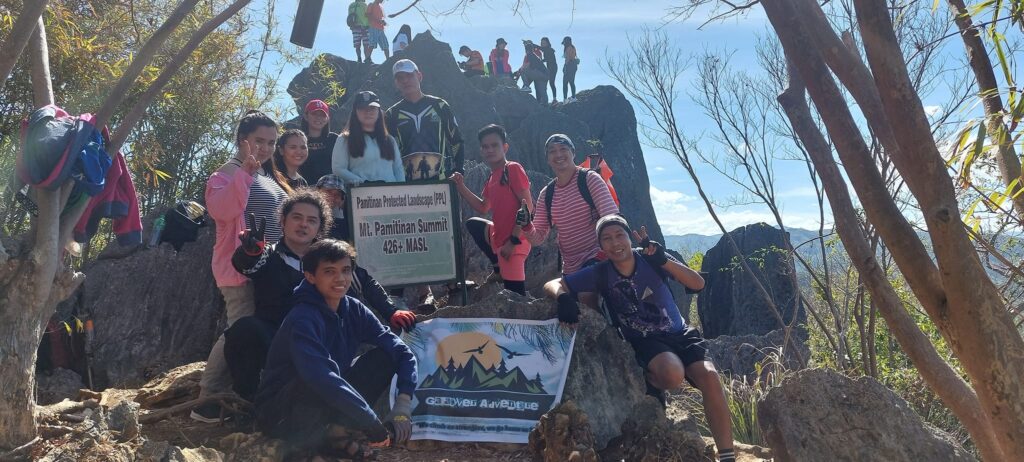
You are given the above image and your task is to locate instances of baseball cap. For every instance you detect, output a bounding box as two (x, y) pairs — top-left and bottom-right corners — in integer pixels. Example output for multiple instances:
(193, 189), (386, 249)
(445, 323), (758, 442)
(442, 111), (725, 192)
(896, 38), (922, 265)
(305, 99), (329, 116)
(545, 133), (575, 152)
(316, 174), (345, 191)
(393, 59), (419, 75)
(596, 214), (631, 239)
(354, 91), (381, 109)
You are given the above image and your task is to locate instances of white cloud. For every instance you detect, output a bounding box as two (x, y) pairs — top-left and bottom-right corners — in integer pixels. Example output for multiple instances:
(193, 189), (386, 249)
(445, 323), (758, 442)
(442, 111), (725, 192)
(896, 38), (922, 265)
(654, 166), (665, 171)
(776, 186), (819, 199)
(924, 105), (943, 117)
(650, 185), (830, 235)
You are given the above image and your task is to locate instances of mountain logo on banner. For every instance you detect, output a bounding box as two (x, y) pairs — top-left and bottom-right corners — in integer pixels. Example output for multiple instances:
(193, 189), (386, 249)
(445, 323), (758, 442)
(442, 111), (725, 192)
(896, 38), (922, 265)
(420, 354), (548, 394)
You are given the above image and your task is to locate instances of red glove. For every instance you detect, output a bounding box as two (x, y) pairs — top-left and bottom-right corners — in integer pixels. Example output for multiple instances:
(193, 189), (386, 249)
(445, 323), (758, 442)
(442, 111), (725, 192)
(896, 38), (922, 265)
(389, 311), (417, 332)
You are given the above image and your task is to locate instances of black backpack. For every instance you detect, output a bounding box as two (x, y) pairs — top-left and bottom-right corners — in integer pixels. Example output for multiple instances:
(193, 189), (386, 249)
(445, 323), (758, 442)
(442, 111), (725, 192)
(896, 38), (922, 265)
(160, 200), (207, 251)
(543, 167), (599, 225)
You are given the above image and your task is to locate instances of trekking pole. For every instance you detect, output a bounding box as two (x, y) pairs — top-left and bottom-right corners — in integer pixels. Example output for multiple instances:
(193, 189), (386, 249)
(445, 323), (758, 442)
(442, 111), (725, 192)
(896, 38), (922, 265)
(84, 318), (95, 390)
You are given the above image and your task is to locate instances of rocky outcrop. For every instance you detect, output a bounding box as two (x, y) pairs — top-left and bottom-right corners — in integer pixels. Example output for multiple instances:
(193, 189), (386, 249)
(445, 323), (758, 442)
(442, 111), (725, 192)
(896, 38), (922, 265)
(286, 33), (668, 287)
(80, 220), (223, 388)
(696, 223), (805, 338)
(705, 328), (808, 381)
(419, 291), (669, 449)
(529, 400), (599, 462)
(36, 368), (85, 405)
(758, 368), (973, 462)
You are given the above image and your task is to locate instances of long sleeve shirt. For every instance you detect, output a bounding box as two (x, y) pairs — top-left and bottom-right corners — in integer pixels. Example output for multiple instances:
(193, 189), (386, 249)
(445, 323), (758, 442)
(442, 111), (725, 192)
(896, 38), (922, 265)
(332, 134), (406, 184)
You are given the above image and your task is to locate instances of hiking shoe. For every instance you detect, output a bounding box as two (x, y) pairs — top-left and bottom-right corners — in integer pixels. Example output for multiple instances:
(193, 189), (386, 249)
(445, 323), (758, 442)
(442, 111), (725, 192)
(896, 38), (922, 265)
(190, 403), (230, 423)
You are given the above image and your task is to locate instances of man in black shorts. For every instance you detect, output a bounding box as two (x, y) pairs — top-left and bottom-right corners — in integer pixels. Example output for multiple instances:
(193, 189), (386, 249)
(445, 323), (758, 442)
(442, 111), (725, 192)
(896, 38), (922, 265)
(543, 215), (735, 462)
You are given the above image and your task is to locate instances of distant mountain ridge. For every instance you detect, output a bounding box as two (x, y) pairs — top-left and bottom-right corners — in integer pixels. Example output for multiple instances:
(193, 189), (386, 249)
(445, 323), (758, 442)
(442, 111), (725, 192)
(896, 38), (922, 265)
(666, 227), (828, 256)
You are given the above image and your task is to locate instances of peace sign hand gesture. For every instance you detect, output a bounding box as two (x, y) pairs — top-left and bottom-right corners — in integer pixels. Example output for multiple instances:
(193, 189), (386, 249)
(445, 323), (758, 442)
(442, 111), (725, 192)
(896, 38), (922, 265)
(239, 213), (267, 255)
(632, 225), (668, 267)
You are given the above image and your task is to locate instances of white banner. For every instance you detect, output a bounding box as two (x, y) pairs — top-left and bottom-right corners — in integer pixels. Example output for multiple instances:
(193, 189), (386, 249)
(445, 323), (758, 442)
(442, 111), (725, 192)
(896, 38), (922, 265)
(392, 318), (577, 443)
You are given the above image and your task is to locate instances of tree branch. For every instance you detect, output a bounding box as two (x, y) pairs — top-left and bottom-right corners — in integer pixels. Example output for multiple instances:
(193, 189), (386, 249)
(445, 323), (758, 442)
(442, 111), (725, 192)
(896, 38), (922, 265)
(0, 0), (49, 95)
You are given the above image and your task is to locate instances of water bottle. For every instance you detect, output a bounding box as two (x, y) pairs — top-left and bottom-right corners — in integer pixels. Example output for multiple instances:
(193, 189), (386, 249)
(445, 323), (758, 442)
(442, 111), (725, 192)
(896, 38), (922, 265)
(149, 216), (165, 247)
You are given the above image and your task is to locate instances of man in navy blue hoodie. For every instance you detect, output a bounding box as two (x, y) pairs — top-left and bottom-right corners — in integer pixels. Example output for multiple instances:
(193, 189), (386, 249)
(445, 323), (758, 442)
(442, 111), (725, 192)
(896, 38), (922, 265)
(255, 239), (418, 458)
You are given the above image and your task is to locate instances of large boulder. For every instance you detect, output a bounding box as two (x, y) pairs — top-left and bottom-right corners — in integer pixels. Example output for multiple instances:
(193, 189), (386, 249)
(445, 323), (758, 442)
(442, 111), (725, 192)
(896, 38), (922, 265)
(419, 291), (669, 449)
(757, 368), (973, 462)
(696, 223), (805, 338)
(80, 220), (223, 388)
(705, 328), (807, 380)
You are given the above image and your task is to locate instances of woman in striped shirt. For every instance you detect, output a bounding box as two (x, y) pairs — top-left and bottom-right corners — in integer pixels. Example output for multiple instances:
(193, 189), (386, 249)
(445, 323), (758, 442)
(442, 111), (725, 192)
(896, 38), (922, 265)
(195, 110), (289, 422)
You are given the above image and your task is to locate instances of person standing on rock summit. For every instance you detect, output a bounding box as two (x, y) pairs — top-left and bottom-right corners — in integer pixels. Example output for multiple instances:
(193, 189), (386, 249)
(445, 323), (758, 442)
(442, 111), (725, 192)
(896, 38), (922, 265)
(347, 0), (371, 63)
(365, 0), (389, 63)
(543, 215), (736, 462)
(385, 58), (466, 309)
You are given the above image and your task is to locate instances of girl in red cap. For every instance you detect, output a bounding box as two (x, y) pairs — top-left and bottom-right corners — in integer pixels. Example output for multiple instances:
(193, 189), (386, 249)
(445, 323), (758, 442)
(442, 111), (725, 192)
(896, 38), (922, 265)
(299, 99), (339, 182)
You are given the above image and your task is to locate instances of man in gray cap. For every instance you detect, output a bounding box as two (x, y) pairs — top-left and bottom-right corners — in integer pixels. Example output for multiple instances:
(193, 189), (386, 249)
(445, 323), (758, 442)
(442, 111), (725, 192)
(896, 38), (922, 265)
(384, 59), (465, 179)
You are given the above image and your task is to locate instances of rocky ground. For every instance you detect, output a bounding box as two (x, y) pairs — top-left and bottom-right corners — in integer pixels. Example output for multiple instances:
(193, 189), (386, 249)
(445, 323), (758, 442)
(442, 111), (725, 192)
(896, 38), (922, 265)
(25, 361), (771, 462)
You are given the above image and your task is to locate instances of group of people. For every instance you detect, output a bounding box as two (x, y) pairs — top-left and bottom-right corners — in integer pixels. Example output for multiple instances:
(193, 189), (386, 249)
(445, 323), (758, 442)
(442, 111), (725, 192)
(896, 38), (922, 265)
(194, 57), (735, 462)
(347, 0), (413, 64)
(457, 36), (579, 104)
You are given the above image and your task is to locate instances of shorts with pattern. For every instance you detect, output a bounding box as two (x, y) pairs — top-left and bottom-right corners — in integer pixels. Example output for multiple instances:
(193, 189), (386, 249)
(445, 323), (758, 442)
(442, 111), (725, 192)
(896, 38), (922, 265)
(368, 28), (389, 51)
(351, 26), (369, 48)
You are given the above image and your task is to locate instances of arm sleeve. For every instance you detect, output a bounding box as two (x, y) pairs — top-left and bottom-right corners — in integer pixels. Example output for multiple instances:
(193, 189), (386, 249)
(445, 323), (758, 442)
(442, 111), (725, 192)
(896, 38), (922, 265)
(231, 243), (269, 276)
(441, 102), (464, 174)
(585, 171), (619, 216)
(355, 265), (397, 319)
(390, 137), (406, 182)
(289, 315), (382, 430)
(204, 170), (252, 222)
(354, 302), (418, 396)
(332, 135), (365, 184)
(524, 186), (551, 244)
(564, 265), (599, 295)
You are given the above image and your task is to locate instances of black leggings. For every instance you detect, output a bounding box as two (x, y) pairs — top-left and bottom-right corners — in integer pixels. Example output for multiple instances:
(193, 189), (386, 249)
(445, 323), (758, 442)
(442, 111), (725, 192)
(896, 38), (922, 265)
(256, 348), (397, 449)
(547, 64), (558, 100)
(563, 62), (578, 98)
(224, 316), (278, 401)
(465, 217), (526, 295)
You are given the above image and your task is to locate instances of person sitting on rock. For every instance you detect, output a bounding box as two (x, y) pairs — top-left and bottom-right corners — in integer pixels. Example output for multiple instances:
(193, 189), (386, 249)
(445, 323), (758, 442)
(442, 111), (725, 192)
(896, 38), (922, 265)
(543, 215), (735, 462)
(255, 239), (418, 460)
(450, 124), (533, 295)
(225, 190), (416, 403)
(522, 134), (618, 279)
(457, 45), (485, 77)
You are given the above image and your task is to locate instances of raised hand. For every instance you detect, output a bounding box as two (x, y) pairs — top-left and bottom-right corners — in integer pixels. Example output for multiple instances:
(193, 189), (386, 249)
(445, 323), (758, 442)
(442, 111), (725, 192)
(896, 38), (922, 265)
(239, 140), (260, 175)
(632, 225), (667, 267)
(239, 213), (267, 255)
(450, 171), (464, 187)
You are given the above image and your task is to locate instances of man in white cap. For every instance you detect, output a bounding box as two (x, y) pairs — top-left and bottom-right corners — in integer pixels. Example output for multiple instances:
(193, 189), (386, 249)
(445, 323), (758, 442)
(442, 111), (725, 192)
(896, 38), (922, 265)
(385, 59), (465, 179)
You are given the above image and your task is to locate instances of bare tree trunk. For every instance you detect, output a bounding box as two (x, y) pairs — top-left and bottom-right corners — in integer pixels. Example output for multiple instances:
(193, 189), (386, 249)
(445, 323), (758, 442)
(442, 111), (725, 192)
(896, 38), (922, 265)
(946, 0), (1024, 218)
(28, 17), (53, 108)
(93, 0), (201, 129)
(854, 0), (1024, 455)
(763, 0), (1007, 457)
(0, 0), (49, 94)
(107, 0), (253, 153)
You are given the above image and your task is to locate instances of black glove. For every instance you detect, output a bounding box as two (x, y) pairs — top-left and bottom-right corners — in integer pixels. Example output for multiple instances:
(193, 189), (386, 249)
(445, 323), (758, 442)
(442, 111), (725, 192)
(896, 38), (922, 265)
(638, 236), (668, 267)
(557, 293), (580, 324)
(515, 202), (532, 227)
(238, 213), (266, 255)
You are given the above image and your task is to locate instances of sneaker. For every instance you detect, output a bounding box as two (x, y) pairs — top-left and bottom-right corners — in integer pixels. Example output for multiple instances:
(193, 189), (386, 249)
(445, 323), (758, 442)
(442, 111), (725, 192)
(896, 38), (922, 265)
(565, 97), (576, 103)
(190, 403), (230, 423)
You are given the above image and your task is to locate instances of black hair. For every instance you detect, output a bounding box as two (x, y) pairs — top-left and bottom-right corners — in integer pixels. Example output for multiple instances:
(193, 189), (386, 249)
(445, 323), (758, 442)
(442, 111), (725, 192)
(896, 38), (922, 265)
(477, 124), (507, 144)
(235, 110), (278, 145)
(459, 45), (470, 54)
(541, 37), (551, 47)
(279, 187), (333, 237)
(302, 239), (357, 274)
(271, 129), (308, 176)
(394, 24), (412, 44)
(344, 105), (396, 160)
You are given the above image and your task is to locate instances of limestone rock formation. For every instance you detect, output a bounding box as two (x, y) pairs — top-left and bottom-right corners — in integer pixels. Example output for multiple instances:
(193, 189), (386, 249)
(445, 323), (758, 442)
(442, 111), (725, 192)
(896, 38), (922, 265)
(36, 367), (85, 405)
(528, 400), (599, 462)
(758, 368), (973, 462)
(696, 223), (806, 338)
(136, 362), (204, 409)
(80, 219), (222, 388)
(704, 328), (808, 381)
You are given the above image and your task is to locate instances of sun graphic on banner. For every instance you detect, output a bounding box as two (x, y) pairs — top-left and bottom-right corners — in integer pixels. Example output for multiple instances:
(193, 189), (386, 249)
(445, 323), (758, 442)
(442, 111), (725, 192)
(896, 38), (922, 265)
(436, 332), (502, 368)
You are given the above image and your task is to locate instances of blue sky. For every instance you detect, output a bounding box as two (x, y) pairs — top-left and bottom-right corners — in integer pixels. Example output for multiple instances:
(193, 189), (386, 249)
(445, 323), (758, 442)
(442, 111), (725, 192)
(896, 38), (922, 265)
(255, 0), (958, 235)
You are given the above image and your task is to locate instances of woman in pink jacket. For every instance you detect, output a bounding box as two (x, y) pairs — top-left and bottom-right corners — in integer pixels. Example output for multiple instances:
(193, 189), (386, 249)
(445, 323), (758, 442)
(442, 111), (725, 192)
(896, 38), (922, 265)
(194, 110), (288, 422)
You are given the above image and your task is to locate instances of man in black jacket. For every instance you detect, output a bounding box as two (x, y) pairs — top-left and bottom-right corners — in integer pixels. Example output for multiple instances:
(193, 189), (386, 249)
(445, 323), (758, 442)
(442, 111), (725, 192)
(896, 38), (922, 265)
(198, 190), (416, 415)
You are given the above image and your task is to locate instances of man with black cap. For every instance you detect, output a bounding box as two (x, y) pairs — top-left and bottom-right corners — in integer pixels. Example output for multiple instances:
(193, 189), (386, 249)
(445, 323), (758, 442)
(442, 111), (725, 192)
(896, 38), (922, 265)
(542, 215), (736, 462)
(384, 58), (465, 179)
